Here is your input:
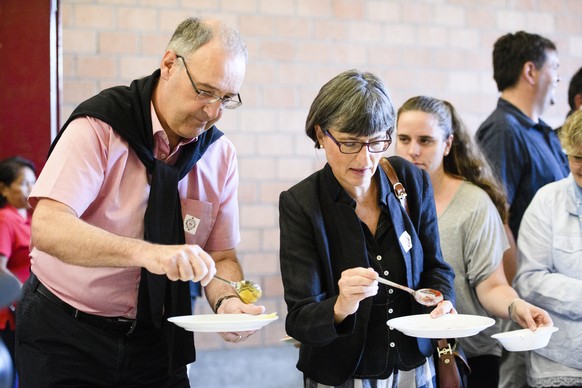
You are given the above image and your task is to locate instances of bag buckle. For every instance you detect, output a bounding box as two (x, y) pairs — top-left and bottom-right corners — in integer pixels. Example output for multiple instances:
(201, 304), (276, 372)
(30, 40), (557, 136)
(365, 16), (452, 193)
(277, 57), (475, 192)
(393, 182), (407, 201)
(437, 343), (453, 359)
(393, 182), (408, 210)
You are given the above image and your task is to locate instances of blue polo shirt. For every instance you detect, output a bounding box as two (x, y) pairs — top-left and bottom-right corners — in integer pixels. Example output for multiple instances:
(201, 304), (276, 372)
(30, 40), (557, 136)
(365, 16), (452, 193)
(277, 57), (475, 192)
(476, 98), (570, 238)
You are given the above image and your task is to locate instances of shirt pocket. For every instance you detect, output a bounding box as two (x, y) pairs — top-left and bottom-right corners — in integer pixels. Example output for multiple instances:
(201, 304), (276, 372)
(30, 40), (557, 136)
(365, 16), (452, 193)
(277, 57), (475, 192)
(180, 198), (215, 247)
(553, 235), (582, 278)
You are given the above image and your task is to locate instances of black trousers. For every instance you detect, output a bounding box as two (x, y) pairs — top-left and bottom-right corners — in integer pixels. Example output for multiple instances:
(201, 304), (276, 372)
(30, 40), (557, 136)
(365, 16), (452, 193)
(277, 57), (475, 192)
(467, 355), (500, 388)
(15, 277), (190, 388)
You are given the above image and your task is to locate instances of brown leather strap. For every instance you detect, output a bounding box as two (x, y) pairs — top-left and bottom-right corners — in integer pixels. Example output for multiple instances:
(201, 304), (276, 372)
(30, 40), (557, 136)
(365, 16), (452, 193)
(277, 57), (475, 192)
(381, 159), (469, 386)
(436, 339), (461, 388)
(379, 158), (409, 214)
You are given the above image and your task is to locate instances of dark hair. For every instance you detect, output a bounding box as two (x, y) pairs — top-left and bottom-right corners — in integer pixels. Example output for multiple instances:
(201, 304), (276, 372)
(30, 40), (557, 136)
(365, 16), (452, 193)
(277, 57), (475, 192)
(568, 67), (582, 116)
(0, 156), (36, 208)
(492, 31), (556, 92)
(305, 69), (395, 148)
(397, 96), (508, 222)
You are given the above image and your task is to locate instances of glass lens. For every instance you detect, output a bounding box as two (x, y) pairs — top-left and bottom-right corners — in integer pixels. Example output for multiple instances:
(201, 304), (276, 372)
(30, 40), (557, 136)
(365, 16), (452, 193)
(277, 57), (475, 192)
(339, 143), (363, 154)
(222, 99), (242, 109)
(196, 91), (241, 109)
(369, 140), (391, 152)
(195, 91), (220, 104)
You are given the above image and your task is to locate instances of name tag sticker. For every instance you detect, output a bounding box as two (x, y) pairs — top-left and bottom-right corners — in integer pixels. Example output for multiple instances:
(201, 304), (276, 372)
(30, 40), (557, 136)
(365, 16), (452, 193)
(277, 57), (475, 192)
(399, 231), (412, 253)
(183, 214), (201, 236)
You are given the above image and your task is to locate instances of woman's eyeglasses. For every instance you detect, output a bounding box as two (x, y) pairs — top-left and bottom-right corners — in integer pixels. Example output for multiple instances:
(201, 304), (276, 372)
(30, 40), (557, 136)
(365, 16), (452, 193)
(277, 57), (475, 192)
(324, 130), (391, 154)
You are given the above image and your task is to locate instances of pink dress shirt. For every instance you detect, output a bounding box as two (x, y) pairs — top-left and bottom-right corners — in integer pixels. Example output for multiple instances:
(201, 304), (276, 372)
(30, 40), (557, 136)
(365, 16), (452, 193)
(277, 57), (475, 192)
(29, 107), (240, 318)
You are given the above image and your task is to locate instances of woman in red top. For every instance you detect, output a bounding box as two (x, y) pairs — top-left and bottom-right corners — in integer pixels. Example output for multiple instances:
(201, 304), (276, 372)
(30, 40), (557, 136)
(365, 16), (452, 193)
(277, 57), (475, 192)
(0, 156), (36, 386)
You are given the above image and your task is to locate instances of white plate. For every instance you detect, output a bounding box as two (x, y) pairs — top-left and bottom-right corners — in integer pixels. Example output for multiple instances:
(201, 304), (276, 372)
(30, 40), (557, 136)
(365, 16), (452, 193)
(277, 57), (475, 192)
(168, 313), (278, 332)
(387, 314), (496, 338)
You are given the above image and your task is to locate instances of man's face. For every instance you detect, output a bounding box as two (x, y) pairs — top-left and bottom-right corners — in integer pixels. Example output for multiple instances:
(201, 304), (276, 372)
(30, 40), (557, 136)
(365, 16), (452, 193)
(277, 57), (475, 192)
(158, 40), (246, 147)
(536, 49), (560, 112)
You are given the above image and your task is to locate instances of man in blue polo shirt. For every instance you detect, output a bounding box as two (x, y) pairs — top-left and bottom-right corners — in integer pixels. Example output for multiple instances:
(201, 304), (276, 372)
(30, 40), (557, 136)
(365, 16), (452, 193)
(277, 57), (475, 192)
(477, 31), (569, 242)
(476, 31), (570, 388)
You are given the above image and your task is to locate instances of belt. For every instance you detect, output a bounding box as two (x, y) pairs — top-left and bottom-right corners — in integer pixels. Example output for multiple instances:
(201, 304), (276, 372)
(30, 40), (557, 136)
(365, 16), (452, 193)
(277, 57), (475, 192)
(34, 279), (138, 336)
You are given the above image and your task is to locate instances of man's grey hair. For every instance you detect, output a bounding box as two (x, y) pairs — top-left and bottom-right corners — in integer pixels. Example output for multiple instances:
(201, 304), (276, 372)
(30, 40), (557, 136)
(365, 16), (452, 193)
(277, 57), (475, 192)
(166, 17), (248, 62)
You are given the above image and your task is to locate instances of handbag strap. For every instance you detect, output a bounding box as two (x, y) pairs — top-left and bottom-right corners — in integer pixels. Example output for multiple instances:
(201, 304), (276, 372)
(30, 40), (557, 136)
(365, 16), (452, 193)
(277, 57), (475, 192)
(381, 159), (469, 383)
(379, 157), (409, 215)
(437, 339), (462, 388)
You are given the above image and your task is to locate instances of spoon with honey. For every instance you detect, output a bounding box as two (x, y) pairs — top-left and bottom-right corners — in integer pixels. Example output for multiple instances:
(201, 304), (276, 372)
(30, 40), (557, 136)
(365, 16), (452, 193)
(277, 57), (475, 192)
(213, 275), (262, 304)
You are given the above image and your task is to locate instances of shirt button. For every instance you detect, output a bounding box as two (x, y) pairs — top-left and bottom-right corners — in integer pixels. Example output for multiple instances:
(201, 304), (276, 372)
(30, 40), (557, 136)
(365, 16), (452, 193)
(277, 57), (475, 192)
(383, 270), (389, 276)
(388, 308), (393, 314)
(390, 342), (395, 348)
(376, 255), (382, 261)
(388, 289), (394, 294)
(161, 154), (166, 159)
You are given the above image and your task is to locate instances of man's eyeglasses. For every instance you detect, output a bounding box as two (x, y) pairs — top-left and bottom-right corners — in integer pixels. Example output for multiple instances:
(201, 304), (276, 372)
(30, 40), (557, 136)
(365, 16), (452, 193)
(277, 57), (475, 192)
(567, 154), (582, 166)
(324, 130), (392, 154)
(177, 55), (242, 109)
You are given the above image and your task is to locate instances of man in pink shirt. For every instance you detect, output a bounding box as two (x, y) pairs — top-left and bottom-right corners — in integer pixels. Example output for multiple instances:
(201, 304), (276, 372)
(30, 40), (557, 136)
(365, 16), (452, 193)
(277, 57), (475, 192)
(16, 17), (264, 387)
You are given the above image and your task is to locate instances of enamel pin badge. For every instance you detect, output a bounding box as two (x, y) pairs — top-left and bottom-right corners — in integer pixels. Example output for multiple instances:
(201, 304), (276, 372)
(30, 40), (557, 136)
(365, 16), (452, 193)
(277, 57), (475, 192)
(183, 214), (200, 236)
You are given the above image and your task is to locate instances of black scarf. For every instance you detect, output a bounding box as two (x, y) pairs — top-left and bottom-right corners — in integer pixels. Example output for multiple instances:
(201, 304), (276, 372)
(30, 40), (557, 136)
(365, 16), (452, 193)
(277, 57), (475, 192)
(51, 69), (223, 373)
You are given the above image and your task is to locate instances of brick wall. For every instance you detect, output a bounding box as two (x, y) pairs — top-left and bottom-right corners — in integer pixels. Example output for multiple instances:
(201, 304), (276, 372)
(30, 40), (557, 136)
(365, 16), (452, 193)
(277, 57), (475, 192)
(60, 0), (582, 350)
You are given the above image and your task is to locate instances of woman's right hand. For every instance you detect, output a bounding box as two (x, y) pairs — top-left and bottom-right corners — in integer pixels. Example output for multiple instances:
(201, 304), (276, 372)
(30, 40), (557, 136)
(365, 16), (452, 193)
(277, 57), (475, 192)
(333, 267), (379, 323)
(429, 299), (457, 318)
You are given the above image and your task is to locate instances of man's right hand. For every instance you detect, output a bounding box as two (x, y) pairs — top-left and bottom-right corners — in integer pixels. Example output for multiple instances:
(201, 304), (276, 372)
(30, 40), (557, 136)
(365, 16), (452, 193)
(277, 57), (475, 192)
(142, 244), (216, 286)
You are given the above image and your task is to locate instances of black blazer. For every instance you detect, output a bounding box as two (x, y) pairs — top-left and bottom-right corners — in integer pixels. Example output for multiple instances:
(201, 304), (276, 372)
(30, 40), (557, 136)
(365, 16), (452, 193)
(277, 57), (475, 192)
(279, 156), (455, 385)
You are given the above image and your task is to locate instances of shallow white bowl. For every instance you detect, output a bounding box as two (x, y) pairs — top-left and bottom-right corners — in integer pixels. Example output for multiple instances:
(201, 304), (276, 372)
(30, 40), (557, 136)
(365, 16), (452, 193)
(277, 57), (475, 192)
(491, 326), (559, 351)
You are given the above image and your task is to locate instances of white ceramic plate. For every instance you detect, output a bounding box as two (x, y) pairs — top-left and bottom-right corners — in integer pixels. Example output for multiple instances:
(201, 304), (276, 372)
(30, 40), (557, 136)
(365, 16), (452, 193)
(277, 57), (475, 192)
(387, 314), (496, 338)
(168, 313), (278, 332)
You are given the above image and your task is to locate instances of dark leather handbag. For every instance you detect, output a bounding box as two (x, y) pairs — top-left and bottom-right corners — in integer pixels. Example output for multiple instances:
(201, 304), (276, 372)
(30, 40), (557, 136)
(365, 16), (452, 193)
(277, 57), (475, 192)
(379, 157), (471, 388)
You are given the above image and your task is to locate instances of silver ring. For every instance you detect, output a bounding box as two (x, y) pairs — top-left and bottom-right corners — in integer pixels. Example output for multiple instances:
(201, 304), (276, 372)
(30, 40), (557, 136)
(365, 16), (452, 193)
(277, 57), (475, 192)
(236, 335), (242, 343)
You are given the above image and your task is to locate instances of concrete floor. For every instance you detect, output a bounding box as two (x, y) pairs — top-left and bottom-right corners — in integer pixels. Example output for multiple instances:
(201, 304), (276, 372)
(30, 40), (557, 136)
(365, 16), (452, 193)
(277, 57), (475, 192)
(188, 345), (303, 388)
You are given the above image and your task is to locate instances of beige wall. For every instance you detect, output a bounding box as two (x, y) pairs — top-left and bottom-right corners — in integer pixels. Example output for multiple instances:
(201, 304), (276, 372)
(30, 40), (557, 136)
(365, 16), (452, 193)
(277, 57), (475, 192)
(60, 0), (582, 350)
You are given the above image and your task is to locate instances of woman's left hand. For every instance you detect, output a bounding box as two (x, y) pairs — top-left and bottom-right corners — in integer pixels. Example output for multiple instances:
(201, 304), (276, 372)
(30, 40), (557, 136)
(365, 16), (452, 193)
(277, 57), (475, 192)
(510, 298), (553, 330)
(429, 300), (456, 318)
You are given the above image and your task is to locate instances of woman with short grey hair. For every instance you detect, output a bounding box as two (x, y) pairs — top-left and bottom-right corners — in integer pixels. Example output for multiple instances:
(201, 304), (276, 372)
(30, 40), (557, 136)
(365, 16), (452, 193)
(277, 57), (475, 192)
(279, 70), (456, 387)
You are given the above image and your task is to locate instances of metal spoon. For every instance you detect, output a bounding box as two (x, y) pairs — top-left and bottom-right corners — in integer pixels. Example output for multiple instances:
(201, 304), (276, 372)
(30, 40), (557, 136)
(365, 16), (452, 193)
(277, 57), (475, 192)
(376, 277), (443, 306)
(213, 275), (262, 304)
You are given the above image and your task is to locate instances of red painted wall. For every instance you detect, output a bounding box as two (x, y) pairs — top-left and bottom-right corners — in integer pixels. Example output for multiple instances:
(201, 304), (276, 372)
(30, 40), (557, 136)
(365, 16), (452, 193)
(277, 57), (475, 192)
(0, 0), (58, 172)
